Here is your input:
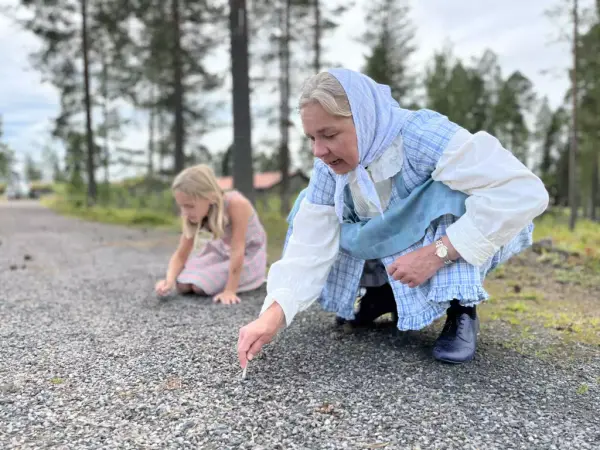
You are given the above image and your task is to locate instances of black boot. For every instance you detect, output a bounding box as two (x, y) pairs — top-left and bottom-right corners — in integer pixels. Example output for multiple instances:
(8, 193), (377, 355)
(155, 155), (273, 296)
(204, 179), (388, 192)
(432, 300), (479, 364)
(336, 283), (398, 327)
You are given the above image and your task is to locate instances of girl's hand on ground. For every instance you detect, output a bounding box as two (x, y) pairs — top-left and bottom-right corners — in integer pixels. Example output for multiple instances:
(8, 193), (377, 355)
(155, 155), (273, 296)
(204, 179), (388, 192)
(213, 290), (241, 305)
(237, 302), (285, 369)
(155, 279), (174, 296)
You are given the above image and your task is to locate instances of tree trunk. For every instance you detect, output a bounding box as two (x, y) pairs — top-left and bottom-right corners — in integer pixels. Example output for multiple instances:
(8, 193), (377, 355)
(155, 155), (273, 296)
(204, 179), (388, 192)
(158, 110), (166, 173)
(568, 0), (578, 230)
(147, 84), (156, 178)
(229, 0), (254, 203)
(101, 54), (110, 186)
(172, 0), (185, 175)
(313, 0), (320, 73)
(81, 0), (97, 206)
(279, 0), (291, 216)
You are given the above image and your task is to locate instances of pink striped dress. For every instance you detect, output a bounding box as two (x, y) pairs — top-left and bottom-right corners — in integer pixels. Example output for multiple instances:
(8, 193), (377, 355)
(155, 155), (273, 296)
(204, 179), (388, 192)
(176, 191), (267, 296)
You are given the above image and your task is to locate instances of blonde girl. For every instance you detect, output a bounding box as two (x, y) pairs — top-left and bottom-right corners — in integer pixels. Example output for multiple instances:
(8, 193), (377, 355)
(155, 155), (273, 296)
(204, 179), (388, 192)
(155, 164), (267, 304)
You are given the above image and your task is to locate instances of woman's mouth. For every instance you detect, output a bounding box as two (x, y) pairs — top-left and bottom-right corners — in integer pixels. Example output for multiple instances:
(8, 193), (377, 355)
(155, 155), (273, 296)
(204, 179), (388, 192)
(328, 159), (341, 167)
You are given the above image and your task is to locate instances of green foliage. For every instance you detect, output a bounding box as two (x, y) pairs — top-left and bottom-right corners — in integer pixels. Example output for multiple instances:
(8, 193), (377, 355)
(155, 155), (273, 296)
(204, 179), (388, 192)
(0, 115), (15, 181)
(10, 0), (600, 225)
(424, 48), (536, 165)
(362, 0), (417, 106)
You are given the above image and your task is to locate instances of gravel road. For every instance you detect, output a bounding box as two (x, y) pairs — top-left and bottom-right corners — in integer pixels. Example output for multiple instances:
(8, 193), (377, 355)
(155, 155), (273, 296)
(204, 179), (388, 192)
(1, 201), (599, 449)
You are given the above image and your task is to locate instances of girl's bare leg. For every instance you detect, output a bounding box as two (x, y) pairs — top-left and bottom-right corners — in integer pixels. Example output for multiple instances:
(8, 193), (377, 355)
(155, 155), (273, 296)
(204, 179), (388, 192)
(176, 282), (193, 294)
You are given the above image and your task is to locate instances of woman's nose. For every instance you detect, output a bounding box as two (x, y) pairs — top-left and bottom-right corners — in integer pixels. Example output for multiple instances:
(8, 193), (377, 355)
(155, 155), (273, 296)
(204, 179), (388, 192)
(312, 139), (328, 158)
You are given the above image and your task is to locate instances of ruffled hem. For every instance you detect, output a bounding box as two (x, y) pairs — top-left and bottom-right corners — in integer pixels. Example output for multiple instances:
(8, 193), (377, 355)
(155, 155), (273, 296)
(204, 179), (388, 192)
(175, 274), (265, 296)
(395, 304), (448, 331)
(320, 299), (357, 322)
(427, 284), (489, 306)
(319, 284), (490, 331)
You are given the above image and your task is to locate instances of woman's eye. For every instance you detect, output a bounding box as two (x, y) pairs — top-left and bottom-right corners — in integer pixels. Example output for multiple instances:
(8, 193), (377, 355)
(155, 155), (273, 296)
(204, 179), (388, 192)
(324, 134), (336, 139)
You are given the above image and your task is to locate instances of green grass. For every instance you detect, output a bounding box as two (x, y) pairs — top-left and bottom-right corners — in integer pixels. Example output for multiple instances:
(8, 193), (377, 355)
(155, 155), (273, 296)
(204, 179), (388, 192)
(254, 193), (297, 264)
(41, 193), (180, 230)
(534, 209), (600, 258)
(484, 266), (600, 348)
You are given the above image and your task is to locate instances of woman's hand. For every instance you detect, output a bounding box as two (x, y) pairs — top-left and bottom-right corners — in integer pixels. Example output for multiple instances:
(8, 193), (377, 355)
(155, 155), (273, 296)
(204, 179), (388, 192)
(387, 237), (459, 288)
(155, 279), (174, 296)
(237, 302), (286, 369)
(213, 290), (241, 305)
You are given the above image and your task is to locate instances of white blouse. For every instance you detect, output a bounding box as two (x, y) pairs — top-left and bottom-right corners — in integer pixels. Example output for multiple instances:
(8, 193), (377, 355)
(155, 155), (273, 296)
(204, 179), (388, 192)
(260, 129), (549, 326)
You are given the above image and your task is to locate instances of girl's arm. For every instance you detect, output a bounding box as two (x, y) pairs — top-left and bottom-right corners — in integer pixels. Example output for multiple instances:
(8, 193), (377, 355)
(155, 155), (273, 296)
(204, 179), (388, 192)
(223, 192), (254, 293)
(165, 232), (194, 284)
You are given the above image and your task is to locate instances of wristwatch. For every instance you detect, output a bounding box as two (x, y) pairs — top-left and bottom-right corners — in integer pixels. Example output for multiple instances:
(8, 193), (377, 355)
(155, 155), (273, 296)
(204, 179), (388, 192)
(435, 239), (453, 265)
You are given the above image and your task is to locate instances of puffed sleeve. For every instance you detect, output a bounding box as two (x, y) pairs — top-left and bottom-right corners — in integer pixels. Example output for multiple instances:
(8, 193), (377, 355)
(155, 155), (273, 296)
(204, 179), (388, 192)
(260, 159), (341, 325)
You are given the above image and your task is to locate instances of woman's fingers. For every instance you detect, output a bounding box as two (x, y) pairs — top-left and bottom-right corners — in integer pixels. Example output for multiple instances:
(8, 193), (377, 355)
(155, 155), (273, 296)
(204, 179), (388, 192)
(237, 327), (255, 368)
(237, 323), (271, 368)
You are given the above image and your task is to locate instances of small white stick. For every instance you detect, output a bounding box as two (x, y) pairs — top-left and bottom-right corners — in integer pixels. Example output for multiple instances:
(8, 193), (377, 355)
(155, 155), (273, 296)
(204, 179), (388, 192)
(242, 365), (248, 380)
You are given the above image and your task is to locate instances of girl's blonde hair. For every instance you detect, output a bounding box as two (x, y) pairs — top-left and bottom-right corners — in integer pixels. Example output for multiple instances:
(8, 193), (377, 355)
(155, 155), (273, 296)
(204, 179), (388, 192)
(171, 164), (228, 245)
(298, 71), (352, 117)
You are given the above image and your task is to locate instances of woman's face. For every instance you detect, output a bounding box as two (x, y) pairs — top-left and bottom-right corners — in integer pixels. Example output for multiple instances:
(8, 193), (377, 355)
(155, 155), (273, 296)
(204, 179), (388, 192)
(301, 101), (358, 175)
(174, 190), (211, 225)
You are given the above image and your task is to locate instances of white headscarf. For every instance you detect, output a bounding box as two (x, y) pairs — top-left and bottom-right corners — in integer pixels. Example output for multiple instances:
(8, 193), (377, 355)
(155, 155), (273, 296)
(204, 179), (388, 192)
(327, 68), (410, 223)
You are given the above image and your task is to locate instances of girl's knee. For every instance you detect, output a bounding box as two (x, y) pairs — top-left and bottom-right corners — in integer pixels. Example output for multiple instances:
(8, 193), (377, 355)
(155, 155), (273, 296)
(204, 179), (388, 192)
(176, 283), (193, 294)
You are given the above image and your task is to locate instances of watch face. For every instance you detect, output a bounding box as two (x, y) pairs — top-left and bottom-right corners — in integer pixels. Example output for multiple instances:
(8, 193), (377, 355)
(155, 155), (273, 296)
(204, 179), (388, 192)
(437, 247), (448, 258)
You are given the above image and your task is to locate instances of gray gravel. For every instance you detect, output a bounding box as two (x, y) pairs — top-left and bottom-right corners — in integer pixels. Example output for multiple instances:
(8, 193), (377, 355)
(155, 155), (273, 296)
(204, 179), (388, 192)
(1, 200), (599, 449)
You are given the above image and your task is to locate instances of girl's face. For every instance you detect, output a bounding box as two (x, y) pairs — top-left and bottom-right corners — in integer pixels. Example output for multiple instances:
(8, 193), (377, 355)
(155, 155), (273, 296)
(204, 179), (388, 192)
(174, 190), (211, 225)
(301, 101), (358, 175)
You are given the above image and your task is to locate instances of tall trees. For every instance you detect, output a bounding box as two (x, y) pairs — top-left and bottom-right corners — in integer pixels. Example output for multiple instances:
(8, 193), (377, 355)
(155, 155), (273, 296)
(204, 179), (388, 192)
(362, 0), (417, 106)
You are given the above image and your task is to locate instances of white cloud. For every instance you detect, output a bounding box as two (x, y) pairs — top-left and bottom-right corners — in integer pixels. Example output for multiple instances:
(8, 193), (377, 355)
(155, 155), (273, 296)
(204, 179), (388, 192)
(0, 0), (586, 180)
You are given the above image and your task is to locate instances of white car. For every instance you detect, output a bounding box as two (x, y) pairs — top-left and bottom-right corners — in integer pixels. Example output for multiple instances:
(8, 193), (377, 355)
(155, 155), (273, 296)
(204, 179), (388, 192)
(6, 179), (31, 199)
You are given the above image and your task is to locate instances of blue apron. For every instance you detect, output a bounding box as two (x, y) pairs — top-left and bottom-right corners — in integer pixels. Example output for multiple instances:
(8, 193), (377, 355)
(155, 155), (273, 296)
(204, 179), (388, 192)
(288, 170), (468, 261)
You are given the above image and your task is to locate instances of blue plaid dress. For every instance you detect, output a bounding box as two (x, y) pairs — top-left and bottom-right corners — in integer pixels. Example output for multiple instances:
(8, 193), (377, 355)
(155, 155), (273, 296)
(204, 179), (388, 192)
(285, 110), (534, 330)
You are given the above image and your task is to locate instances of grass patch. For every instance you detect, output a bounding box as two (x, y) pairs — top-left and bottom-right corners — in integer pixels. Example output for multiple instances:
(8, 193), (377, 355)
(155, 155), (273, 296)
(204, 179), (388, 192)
(484, 272), (600, 349)
(534, 210), (600, 260)
(254, 195), (292, 264)
(505, 301), (530, 313)
(41, 194), (180, 229)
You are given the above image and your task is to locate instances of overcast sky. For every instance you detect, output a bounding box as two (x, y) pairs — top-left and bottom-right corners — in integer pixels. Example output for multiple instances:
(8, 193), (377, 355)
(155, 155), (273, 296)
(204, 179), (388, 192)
(0, 0), (591, 178)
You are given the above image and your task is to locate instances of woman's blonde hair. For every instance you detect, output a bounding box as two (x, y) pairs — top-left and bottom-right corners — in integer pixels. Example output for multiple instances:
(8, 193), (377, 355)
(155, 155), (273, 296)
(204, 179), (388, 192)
(171, 164), (228, 245)
(298, 71), (352, 117)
